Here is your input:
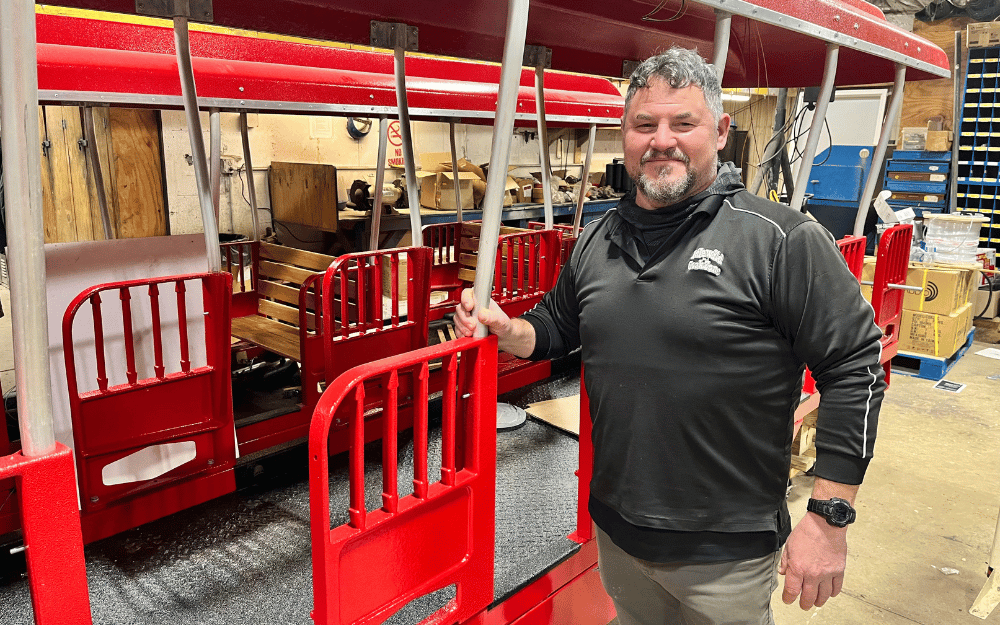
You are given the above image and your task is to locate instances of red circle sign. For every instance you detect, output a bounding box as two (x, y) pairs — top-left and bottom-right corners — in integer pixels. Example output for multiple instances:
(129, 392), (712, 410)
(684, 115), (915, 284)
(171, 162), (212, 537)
(387, 120), (402, 147)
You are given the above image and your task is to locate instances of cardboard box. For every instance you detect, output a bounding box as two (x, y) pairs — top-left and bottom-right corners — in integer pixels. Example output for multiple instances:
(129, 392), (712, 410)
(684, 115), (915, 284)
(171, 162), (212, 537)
(418, 152), (486, 211)
(903, 264), (976, 316)
(417, 171), (479, 210)
(513, 177), (536, 203)
(899, 302), (973, 358)
(973, 287), (1000, 319)
(925, 130), (952, 152)
(969, 22), (1000, 48)
(381, 255), (408, 300)
(900, 127), (927, 151)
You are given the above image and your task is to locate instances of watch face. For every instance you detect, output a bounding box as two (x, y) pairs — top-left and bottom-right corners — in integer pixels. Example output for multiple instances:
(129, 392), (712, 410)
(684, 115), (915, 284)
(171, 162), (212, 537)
(827, 500), (855, 526)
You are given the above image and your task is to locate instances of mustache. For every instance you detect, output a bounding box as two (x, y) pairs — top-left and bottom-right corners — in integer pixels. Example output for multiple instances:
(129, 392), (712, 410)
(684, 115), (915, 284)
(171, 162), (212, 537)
(641, 149), (689, 165)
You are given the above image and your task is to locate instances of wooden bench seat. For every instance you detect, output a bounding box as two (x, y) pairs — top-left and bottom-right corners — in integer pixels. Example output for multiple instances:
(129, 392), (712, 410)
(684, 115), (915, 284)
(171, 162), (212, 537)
(230, 242), (336, 362)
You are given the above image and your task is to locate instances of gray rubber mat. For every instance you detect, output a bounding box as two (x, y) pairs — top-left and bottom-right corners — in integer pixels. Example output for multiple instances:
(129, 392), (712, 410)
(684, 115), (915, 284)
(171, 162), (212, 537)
(0, 415), (579, 624)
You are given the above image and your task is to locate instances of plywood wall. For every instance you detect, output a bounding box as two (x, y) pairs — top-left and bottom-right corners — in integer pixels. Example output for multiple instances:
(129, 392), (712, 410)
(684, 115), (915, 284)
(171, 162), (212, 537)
(39, 106), (167, 243)
(900, 17), (974, 134)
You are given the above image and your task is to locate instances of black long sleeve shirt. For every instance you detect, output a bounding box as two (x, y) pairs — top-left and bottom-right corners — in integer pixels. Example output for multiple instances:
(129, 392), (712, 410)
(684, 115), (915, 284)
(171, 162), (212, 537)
(523, 165), (885, 561)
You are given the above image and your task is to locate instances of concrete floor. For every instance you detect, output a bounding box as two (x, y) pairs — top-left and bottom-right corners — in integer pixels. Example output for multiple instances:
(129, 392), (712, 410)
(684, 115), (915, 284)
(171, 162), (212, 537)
(774, 340), (1000, 624)
(3, 281), (1000, 623)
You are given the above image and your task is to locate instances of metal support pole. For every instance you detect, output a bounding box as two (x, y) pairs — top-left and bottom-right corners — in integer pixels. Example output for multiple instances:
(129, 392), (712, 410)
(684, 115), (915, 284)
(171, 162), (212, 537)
(951, 30), (963, 215)
(174, 17), (222, 272)
(854, 63), (906, 237)
(0, 0), (57, 456)
(82, 106), (114, 239)
(790, 44), (839, 213)
(750, 87), (789, 195)
(712, 10), (732, 83)
(239, 112), (260, 241)
(210, 108), (221, 225)
(369, 116), (389, 251)
(534, 65), (554, 230)
(394, 46), (422, 247)
(449, 120), (464, 223)
(473, 0), (531, 338)
(572, 124), (598, 237)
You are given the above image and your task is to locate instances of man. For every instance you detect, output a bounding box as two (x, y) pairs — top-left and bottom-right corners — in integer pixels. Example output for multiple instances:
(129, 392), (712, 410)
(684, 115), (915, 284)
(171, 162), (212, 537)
(455, 47), (884, 625)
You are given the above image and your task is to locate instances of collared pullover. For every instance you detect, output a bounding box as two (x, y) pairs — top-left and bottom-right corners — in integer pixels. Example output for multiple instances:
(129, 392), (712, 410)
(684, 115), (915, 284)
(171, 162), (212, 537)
(523, 165), (886, 534)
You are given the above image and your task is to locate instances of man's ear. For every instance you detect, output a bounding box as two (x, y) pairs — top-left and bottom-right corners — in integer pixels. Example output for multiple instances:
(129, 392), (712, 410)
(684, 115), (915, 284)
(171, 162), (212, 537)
(716, 113), (732, 151)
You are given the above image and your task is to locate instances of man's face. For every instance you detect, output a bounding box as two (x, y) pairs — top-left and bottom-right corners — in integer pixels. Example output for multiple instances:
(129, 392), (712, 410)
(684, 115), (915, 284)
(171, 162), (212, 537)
(621, 79), (731, 210)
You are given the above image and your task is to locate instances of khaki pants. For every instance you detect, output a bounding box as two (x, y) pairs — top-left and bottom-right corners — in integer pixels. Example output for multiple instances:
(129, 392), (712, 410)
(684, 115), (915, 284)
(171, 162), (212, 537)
(596, 527), (779, 625)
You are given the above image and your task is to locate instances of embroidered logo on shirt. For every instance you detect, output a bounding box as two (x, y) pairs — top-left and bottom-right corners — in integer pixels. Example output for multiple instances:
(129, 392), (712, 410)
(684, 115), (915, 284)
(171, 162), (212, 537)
(687, 248), (724, 276)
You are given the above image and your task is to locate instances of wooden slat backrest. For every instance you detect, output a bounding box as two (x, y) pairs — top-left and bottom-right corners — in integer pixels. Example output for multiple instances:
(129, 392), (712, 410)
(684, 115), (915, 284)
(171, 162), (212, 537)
(253, 243), (335, 330)
(260, 241), (336, 272)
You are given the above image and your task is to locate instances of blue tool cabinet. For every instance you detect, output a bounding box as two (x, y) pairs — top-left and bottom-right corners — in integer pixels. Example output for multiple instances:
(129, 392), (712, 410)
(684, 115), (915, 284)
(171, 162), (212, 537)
(883, 150), (950, 217)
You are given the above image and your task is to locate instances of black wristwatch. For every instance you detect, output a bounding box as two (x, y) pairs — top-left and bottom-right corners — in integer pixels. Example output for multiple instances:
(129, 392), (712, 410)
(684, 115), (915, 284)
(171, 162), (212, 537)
(807, 497), (856, 528)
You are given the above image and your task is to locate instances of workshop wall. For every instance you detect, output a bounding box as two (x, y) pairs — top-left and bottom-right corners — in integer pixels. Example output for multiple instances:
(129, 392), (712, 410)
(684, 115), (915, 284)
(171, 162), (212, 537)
(160, 111), (624, 239)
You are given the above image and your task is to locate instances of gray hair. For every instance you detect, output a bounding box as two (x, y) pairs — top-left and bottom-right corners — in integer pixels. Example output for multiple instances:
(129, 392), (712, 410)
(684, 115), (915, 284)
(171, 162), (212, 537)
(624, 47), (723, 123)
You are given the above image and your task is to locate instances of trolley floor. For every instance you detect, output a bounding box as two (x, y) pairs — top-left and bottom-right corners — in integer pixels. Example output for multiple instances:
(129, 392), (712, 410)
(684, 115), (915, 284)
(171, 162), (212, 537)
(0, 371), (582, 624)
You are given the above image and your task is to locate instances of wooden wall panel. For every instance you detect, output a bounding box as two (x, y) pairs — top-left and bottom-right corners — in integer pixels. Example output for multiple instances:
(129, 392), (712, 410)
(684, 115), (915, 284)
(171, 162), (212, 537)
(269, 162), (339, 232)
(108, 108), (167, 238)
(39, 106), (167, 242)
(900, 17), (974, 134)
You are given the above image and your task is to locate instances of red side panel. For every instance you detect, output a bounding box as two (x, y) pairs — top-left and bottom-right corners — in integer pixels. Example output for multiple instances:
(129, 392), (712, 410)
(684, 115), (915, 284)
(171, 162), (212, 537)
(310, 337), (498, 625)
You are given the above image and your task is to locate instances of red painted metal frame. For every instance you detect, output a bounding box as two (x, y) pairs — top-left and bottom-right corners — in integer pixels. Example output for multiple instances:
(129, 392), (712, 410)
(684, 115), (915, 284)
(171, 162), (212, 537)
(837, 235), (867, 280)
(62, 272), (237, 542)
(529, 222), (578, 270)
(37, 1), (949, 87)
(309, 336), (498, 625)
(0, 445), (92, 625)
(871, 223), (913, 385)
(35, 13), (623, 126)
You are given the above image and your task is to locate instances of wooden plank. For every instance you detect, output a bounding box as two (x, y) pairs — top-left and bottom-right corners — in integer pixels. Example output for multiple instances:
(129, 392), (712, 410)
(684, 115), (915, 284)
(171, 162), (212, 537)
(259, 242), (335, 272)
(89, 106), (119, 239)
(258, 298), (317, 330)
(44, 106), (85, 242)
(62, 106), (101, 241)
(108, 108), (167, 238)
(459, 253), (478, 268)
(268, 161), (338, 232)
(458, 267), (477, 283)
(259, 259), (319, 287)
(900, 17), (975, 134)
(461, 222), (526, 238)
(259, 279), (311, 308)
(39, 106), (59, 244)
(231, 315), (301, 361)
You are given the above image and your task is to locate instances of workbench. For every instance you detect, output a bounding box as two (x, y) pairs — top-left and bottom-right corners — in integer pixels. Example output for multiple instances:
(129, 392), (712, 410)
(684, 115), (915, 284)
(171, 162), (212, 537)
(338, 198), (620, 250)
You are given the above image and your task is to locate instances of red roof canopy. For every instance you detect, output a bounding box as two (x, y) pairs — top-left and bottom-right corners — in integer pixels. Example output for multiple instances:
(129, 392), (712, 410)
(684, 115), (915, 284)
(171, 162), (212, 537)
(36, 13), (624, 126)
(35, 0), (950, 87)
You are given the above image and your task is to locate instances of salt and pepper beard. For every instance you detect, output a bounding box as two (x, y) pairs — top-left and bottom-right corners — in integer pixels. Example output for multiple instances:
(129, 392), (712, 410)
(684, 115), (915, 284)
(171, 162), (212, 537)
(627, 148), (697, 207)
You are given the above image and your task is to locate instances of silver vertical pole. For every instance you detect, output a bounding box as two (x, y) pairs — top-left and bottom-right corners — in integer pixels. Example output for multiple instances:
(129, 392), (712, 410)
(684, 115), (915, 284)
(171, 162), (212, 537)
(239, 112), (260, 241)
(238, 111), (260, 241)
(449, 120), (464, 223)
(369, 116), (389, 251)
(474, 0), (531, 337)
(572, 123), (598, 237)
(175, 17), (222, 272)
(854, 64), (906, 237)
(82, 106), (114, 240)
(210, 108), (222, 225)
(789, 44), (839, 213)
(534, 65), (554, 230)
(712, 10), (732, 83)
(394, 46), (422, 247)
(0, 0), (56, 456)
(951, 30), (963, 215)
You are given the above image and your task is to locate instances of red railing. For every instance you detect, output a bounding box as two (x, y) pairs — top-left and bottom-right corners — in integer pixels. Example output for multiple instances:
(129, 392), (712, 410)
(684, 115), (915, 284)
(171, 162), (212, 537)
(491, 229), (560, 318)
(220, 240), (258, 294)
(322, 247), (432, 383)
(62, 273), (236, 531)
(837, 235), (866, 280)
(309, 336), (497, 625)
(872, 224), (913, 379)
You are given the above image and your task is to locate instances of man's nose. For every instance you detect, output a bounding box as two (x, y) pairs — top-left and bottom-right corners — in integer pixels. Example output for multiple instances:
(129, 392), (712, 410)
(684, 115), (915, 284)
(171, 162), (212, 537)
(650, 124), (677, 150)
